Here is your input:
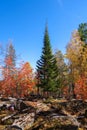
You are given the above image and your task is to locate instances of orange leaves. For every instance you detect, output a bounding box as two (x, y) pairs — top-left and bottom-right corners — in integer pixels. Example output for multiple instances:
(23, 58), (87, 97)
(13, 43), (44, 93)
(1, 58), (35, 97)
(5, 56), (13, 67)
(13, 62), (35, 97)
(74, 76), (87, 100)
(66, 30), (87, 100)
(17, 62), (35, 90)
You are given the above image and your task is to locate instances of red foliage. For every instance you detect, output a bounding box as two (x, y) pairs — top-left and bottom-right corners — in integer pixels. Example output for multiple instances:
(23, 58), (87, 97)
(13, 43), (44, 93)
(74, 76), (87, 100)
(62, 86), (70, 99)
(15, 62), (35, 97)
(1, 58), (35, 97)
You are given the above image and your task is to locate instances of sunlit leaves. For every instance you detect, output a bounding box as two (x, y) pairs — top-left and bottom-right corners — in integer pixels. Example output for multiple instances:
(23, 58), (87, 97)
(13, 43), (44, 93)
(1, 57), (35, 97)
(66, 30), (87, 99)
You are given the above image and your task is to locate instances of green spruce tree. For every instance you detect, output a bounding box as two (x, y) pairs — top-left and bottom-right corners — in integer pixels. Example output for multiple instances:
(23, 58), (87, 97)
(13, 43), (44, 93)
(78, 23), (87, 44)
(36, 26), (58, 95)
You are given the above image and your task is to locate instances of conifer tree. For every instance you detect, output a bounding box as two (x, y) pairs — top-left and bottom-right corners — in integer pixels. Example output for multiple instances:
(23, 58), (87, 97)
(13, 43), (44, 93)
(36, 26), (58, 94)
(78, 23), (87, 44)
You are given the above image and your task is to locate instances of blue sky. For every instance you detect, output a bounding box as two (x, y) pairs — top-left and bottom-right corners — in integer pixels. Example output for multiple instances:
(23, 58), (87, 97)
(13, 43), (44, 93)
(0, 0), (87, 69)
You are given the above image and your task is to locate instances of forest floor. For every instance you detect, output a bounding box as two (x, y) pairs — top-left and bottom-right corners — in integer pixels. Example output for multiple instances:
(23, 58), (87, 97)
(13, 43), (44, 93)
(0, 96), (87, 130)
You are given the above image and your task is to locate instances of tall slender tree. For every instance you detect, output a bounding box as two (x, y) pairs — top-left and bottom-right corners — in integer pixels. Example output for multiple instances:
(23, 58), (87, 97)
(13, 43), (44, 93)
(36, 25), (58, 95)
(54, 50), (68, 95)
(6, 42), (16, 66)
(4, 42), (16, 77)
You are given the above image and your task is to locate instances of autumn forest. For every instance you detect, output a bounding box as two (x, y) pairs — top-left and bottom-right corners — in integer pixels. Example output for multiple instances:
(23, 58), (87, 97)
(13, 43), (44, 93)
(0, 23), (87, 100)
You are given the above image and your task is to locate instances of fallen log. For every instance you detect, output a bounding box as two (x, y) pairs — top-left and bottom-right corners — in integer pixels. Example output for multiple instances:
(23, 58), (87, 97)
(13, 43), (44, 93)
(62, 109), (80, 127)
(11, 112), (35, 130)
(1, 112), (18, 122)
(5, 125), (22, 130)
(1, 106), (35, 123)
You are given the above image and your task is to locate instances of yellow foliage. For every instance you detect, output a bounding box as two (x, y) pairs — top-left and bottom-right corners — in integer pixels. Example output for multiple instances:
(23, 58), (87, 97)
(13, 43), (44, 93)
(66, 30), (87, 82)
